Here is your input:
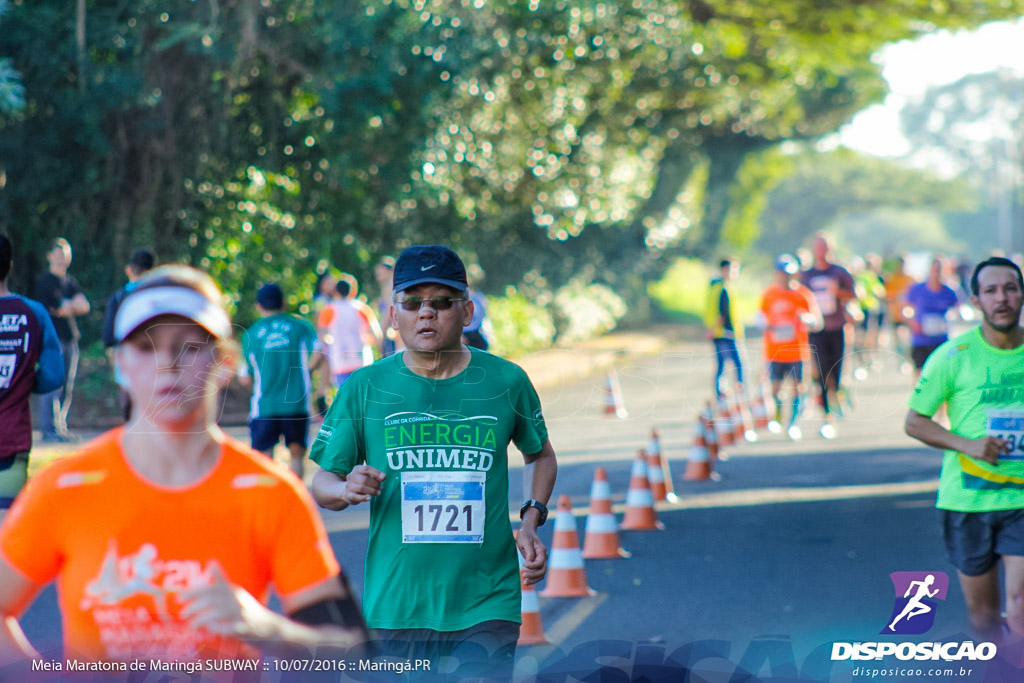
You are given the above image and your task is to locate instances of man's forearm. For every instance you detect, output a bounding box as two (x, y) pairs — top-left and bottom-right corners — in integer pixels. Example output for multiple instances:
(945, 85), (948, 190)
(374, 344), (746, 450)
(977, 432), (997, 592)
(526, 442), (557, 505)
(311, 469), (351, 511)
(905, 411), (972, 454)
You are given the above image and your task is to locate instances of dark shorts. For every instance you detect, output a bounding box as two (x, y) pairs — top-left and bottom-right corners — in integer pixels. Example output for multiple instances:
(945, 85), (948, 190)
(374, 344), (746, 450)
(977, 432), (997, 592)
(249, 415), (309, 452)
(808, 329), (846, 384)
(374, 619), (519, 681)
(0, 451), (29, 509)
(769, 361), (803, 383)
(942, 508), (1024, 576)
(911, 344), (942, 370)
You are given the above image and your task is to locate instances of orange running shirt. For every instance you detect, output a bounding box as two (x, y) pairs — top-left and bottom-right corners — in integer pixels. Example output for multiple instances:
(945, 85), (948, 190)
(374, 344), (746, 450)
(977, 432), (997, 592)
(885, 272), (916, 323)
(0, 428), (340, 662)
(760, 282), (816, 364)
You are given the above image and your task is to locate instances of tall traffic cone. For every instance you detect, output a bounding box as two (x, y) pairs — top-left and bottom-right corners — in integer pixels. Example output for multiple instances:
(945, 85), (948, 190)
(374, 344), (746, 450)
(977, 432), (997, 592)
(751, 383), (770, 430)
(540, 495), (595, 597)
(703, 401), (720, 462)
(620, 451), (664, 530)
(715, 396), (736, 448)
(602, 369), (628, 419)
(645, 429), (677, 503)
(684, 413), (720, 481)
(732, 388), (758, 443)
(582, 468), (630, 559)
(515, 531), (547, 645)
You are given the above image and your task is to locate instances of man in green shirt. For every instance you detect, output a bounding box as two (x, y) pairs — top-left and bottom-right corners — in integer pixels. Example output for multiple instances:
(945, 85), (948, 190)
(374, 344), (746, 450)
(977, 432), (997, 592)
(239, 283), (324, 479)
(905, 256), (1024, 642)
(310, 245), (557, 679)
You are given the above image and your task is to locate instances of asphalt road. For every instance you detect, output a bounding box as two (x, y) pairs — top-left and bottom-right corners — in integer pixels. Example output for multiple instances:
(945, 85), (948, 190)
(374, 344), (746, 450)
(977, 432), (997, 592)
(17, 333), (1024, 682)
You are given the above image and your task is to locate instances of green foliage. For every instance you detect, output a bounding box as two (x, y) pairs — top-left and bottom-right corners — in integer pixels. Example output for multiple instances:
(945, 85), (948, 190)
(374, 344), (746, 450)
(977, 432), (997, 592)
(2, 0), (1023, 333)
(756, 148), (976, 255)
(486, 291), (556, 358)
(552, 280), (627, 345)
(832, 208), (968, 258)
(648, 257), (761, 329)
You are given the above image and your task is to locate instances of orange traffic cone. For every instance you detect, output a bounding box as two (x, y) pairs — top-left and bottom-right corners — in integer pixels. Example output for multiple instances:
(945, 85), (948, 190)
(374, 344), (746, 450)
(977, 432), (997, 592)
(620, 450), (664, 530)
(602, 369), (628, 419)
(684, 413), (720, 481)
(515, 531), (547, 645)
(582, 468), (630, 559)
(540, 495), (595, 597)
(732, 388), (757, 443)
(751, 383), (770, 430)
(645, 429), (677, 503)
(715, 397), (736, 448)
(703, 402), (720, 462)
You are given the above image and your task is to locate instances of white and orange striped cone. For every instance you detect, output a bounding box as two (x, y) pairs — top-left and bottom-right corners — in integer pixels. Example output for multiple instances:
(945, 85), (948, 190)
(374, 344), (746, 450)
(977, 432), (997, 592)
(540, 495), (596, 597)
(582, 468), (631, 559)
(602, 369), (628, 419)
(703, 402), (721, 462)
(515, 531), (548, 645)
(645, 438), (668, 504)
(645, 428), (678, 503)
(620, 450), (664, 530)
(751, 383), (770, 431)
(732, 388), (758, 443)
(684, 413), (720, 481)
(715, 396), (736, 449)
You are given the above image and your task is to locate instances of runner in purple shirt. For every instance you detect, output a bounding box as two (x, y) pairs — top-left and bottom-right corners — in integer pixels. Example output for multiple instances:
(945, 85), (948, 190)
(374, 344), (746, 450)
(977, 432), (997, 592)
(904, 257), (961, 378)
(0, 234), (64, 515)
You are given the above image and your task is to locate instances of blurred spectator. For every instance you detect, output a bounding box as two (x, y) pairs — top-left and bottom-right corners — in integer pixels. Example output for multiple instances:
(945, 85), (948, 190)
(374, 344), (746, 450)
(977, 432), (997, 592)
(35, 238), (89, 442)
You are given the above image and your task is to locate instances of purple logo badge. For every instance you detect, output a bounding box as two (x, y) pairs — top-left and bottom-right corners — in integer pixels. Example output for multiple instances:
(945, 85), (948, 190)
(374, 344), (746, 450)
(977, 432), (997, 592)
(883, 571), (949, 635)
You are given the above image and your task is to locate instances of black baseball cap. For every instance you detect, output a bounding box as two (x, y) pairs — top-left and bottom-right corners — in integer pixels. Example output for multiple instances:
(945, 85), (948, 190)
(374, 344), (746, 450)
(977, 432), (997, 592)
(257, 283), (284, 309)
(392, 245), (468, 293)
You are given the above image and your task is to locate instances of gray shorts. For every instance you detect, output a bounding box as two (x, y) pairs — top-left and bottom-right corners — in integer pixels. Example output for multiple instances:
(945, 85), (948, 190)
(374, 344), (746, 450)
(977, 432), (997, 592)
(374, 619), (519, 681)
(942, 508), (1024, 576)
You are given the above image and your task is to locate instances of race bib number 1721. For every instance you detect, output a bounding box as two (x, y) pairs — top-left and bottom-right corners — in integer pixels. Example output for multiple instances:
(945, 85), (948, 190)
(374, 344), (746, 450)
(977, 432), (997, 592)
(401, 471), (485, 543)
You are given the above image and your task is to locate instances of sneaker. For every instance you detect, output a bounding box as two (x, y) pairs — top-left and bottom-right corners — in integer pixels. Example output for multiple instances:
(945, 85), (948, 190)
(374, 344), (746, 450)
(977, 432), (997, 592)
(768, 420), (782, 434)
(40, 431), (70, 443)
(819, 423), (836, 440)
(787, 425), (803, 441)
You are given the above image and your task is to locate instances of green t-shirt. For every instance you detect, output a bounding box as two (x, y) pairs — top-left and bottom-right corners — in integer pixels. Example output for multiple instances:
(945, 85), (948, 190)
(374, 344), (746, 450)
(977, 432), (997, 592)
(309, 348), (548, 631)
(907, 327), (1024, 512)
(241, 313), (319, 418)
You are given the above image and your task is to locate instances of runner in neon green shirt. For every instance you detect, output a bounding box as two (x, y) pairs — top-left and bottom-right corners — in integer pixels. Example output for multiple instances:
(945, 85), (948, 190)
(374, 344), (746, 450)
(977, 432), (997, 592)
(905, 256), (1024, 642)
(309, 245), (558, 680)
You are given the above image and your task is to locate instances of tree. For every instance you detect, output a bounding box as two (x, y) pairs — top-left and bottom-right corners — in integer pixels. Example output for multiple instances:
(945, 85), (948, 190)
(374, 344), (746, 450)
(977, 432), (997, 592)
(900, 70), (1024, 253)
(755, 148), (975, 256)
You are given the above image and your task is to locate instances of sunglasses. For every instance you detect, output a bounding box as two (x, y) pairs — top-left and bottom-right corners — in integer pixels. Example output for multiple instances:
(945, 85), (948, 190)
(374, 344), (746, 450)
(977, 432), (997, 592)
(396, 296), (466, 312)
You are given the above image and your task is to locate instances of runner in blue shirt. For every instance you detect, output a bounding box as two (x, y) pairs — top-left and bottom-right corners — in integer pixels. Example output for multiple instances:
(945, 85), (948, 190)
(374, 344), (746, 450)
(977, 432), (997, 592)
(904, 257), (961, 379)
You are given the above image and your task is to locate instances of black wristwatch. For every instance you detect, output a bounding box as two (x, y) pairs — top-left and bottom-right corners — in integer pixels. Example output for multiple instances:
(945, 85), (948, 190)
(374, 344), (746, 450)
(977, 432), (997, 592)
(519, 499), (549, 526)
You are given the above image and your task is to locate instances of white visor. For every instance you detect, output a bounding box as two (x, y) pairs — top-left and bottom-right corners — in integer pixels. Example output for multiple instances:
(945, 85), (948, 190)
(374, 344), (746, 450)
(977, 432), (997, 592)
(114, 286), (232, 342)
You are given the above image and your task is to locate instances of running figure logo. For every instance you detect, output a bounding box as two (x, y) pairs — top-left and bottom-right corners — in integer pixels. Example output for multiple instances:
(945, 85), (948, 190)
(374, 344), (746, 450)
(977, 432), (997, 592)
(883, 571), (949, 635)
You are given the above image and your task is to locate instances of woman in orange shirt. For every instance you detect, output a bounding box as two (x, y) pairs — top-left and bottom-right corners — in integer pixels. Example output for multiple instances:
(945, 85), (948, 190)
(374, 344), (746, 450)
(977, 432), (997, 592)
(0, 266), (366, 669)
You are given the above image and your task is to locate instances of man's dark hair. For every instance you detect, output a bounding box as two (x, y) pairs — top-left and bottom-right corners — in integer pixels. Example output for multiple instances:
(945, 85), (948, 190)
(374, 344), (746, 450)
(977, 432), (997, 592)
(970, 256), (1024, 296)
(719, 259), (732, 269)
(0, 233), (11, 282)
(127, 249), (155, 273)
(336, 280), (352, 298)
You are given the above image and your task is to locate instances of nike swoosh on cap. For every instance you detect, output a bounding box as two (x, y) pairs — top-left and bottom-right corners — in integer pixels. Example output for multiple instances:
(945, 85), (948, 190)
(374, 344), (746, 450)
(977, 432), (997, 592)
(421, 265), (437, 271)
